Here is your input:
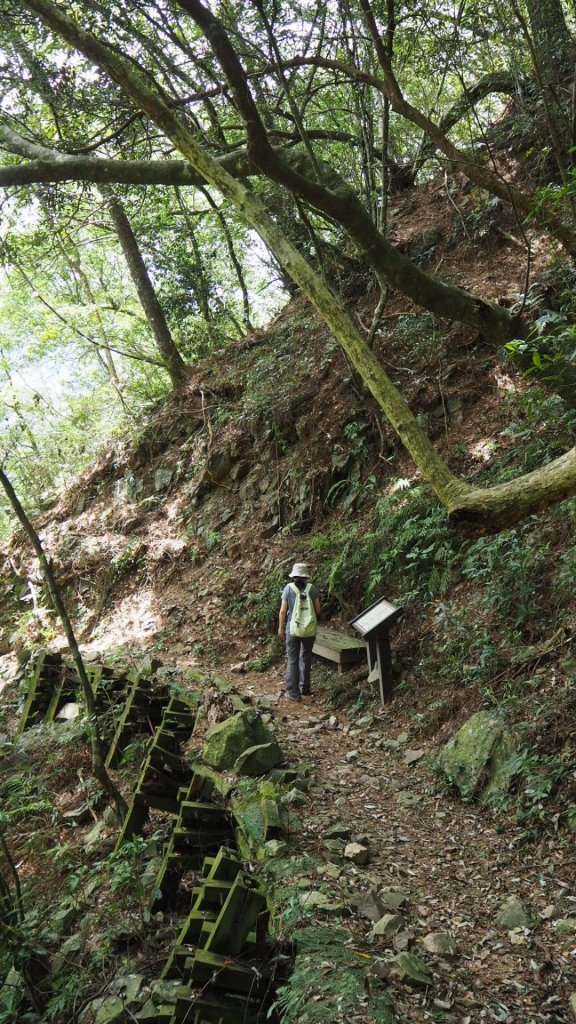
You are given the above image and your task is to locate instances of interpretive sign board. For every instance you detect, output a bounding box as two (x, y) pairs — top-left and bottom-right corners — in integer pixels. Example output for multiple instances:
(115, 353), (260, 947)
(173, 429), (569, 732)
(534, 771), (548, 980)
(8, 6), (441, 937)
(349, 597), (403, 638)
(350, 597), (403, 703)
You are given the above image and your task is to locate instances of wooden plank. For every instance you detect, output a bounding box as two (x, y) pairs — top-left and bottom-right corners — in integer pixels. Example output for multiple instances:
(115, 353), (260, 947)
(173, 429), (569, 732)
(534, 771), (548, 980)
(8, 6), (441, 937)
(203, 848), (242, 882)
(189, 949), (269, 996)
(172, 827), (232, 851)
(205, 876), (266, 956)
(315, 628), (367, 652)
(179, 801), (230, 826)
(139, 790), (180, 814)
(191, 879), (235, 909)
(181, 908), (218, 942)
(313, 628), (367, 674)
(173, 993), (261, 1024)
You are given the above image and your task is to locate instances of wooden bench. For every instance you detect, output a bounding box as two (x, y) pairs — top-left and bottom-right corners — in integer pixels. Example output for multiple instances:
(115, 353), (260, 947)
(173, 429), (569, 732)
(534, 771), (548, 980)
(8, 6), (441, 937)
(313, 628), (367, 675)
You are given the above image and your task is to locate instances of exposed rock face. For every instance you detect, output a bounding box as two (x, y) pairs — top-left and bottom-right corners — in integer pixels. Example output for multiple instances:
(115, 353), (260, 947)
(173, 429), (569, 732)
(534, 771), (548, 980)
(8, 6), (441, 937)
(437, 710), (518, 802)
(202, 709), (280, 770)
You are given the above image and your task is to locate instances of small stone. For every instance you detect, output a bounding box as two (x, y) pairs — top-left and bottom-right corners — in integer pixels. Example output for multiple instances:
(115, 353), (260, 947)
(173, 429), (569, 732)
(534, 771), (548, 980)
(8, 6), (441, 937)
(422, 932), (455, 955)
(284, 787), (306, 805)
(83, 820), (108, 849)
(556, 918), (576, 935)
(393, 930), (412, 951)
(383, 739), (401, 752)
(570, 992), (576, 1019)
(344, 842), (371, 866)
(298, 890), (345, 913)
(404, 748), (425, 764)
(264, 839), (288, 858)
(389, 952), (433, 987)
(356, 715), (375, 729)
(91, 995), (125, 1024)
(433, 998), (453, 1011)
(352, 894), (387, 922)
(103, 806), (120, 827)
(324, 823), (352, 841)
(56, 702), (81, 720)
(51, 905), (79, 935)
(496, 896), (534, 930)
(154, 467), (173, 491)
(324, 838), (346, 853)
(345, 750), (360, 762)
(150, 979), (190, 1006)
(371, 913), (406, 938)
(53, 933), (83, 971)
(396, 791), (423, 807)
(234, 741), (284, 776)
(379, 889), (407, 911)
(316, 863), (342, 880)
(112, 974), (144, 1003)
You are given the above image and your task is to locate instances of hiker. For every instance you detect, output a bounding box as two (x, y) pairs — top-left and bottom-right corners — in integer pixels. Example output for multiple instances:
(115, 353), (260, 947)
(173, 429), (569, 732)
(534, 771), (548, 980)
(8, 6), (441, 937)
(278, 562), (321, 702)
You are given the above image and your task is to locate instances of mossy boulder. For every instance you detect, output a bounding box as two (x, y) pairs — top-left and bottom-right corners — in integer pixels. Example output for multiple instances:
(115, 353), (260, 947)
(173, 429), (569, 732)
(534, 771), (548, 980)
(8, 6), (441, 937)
(202, 710), (279, 770)
(497, 896), (535, 930)
(234, 741), (284, 776)
(437, 711), (518, 802)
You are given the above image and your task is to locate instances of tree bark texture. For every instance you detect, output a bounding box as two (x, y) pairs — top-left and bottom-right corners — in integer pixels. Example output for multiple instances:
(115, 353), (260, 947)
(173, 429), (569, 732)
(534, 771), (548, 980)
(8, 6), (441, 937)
(107, 196), (187, 388)
(525, 0), (575, 87)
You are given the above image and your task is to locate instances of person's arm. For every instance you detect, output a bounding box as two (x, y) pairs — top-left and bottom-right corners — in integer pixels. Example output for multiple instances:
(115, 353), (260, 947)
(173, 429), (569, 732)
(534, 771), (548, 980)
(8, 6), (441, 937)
(314, 598), (321, 620)
(278, 598), (288, 639)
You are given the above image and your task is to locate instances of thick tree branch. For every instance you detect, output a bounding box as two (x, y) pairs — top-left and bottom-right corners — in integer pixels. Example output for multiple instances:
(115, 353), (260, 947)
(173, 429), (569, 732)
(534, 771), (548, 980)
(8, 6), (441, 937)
(0, 122), (251, 186)
(14, 0), (576, 530)
(0, 118), (522, 344)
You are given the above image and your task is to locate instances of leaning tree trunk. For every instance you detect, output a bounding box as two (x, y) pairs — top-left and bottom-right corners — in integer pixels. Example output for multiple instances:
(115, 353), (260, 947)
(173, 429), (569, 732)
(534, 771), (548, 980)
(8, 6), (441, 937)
(0, 468), (127, 817)
(16, 0), (576, 532)
(107, 195), (187, 388)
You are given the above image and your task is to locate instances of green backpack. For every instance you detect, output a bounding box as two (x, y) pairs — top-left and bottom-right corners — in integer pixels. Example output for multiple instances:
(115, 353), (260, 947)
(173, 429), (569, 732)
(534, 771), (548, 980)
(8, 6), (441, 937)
(290, 583), (317, 638)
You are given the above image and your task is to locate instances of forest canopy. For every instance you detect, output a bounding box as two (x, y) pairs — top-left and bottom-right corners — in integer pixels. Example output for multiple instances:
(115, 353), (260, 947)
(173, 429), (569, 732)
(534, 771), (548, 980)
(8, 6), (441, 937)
(1, 0), (576, 531)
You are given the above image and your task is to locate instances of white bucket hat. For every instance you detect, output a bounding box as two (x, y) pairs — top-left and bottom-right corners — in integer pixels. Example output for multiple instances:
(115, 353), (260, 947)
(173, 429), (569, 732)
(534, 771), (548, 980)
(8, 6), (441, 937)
(289, 562), (310, 578)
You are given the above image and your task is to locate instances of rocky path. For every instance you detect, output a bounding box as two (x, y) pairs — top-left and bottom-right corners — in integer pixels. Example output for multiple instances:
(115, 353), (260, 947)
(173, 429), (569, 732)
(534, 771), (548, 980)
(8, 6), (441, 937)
(238, 668), (576, 1024)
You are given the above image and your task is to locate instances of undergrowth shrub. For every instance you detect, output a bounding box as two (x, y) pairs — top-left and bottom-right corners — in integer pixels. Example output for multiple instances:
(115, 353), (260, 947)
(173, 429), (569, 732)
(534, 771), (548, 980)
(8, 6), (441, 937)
(309, 485), (456, 614)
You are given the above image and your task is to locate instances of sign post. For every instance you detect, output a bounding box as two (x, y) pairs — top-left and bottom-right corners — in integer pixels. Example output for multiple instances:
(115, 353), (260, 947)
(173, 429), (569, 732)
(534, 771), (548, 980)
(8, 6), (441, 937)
(350, 598), (403, 703)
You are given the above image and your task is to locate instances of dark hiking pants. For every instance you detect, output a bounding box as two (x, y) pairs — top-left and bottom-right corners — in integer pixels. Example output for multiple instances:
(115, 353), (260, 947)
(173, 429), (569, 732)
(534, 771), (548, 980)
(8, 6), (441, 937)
(285, 633), (315, 696)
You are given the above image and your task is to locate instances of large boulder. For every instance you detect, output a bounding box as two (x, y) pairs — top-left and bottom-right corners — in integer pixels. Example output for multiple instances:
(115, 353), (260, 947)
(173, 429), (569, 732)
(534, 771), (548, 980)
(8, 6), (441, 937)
(437, 711), (518, 802)
(202, 710), (279, 770)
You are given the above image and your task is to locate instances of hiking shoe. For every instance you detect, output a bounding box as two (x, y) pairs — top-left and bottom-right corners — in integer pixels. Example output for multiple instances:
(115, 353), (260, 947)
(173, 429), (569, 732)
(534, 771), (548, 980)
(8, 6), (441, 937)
(300, 687), (311, 696)
(285, 692), (301, 702)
